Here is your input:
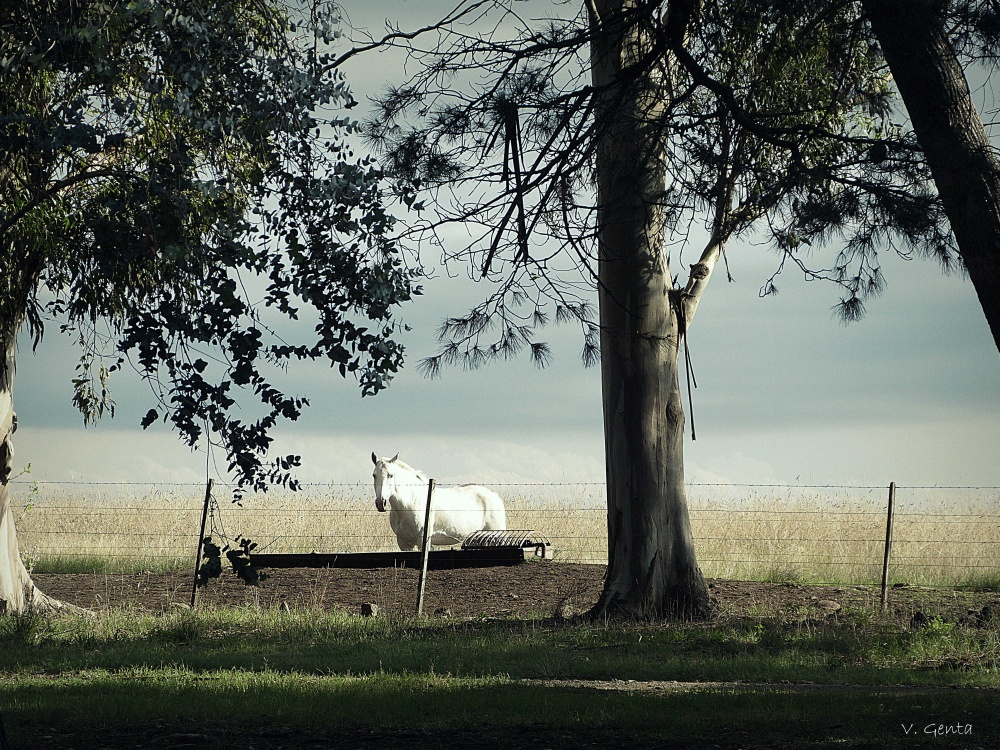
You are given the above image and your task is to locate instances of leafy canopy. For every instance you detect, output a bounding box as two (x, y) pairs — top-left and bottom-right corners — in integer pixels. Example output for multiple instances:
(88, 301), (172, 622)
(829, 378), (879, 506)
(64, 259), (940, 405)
(0, 0), (422, 492)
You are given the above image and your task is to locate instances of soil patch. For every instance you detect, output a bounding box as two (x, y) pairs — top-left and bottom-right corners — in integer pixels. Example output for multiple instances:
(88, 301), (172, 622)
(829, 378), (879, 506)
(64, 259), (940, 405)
(31, 564), (999, 626)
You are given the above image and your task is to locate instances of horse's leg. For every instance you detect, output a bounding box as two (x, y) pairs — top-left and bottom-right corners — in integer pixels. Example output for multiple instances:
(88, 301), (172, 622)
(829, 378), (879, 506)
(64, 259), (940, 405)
(398, 536), (419, 552)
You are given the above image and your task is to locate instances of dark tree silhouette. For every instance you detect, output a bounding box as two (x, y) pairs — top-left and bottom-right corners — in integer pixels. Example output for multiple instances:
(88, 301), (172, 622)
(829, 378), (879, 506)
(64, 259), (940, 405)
(0, 0), (420, 614)
(348, 0), (948, 618)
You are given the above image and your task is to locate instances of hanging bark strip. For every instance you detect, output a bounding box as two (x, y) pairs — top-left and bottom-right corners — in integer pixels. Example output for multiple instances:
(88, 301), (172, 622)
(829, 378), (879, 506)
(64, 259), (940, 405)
(505, 104), (531, 263)
(482, 102), (530, 276)
(677, 300), (698, 441)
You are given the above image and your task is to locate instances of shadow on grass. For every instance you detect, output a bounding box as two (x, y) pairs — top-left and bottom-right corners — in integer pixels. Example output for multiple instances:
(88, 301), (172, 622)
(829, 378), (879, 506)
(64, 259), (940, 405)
(1, 607), (998, 689)
(2, 675), (997, 750)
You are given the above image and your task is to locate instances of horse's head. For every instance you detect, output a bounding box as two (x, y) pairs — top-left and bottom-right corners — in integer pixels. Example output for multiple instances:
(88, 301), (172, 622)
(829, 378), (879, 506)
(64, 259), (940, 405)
(371, 451), (399, 512)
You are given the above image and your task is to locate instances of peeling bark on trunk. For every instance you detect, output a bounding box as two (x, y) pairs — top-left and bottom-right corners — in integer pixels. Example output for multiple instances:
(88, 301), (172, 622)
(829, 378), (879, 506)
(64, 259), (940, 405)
(588, 0), (711, 620)
(863, 0), (1000, 354)
(0, 326), (73, 615)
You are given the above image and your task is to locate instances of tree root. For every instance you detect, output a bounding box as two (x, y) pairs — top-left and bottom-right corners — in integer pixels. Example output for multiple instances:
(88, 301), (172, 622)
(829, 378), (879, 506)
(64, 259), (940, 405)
(1, 584), (91, 618)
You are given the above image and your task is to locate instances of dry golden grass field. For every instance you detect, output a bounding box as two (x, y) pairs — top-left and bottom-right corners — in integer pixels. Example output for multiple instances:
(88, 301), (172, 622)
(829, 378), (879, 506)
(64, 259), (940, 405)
(11, 480), (1000, 587)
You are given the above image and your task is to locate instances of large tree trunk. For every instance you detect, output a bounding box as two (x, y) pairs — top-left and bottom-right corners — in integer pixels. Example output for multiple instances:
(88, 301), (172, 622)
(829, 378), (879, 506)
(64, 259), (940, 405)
(0, 327), (68, 615)
(863, 0), (1000, 354)
(588, 0), (712, 620)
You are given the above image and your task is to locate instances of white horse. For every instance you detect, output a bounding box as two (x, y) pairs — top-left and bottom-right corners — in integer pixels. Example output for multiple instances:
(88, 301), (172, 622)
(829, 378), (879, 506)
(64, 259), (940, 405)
(371, 452), (507, 551)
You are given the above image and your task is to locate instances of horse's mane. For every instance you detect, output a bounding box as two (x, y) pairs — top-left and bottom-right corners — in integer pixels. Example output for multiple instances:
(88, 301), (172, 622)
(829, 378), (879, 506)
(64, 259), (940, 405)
(391, 458), (428, 481)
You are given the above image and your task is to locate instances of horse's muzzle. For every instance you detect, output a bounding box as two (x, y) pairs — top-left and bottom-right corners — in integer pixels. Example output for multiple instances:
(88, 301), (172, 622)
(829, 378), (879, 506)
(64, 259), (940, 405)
(375, 497), (387, 513)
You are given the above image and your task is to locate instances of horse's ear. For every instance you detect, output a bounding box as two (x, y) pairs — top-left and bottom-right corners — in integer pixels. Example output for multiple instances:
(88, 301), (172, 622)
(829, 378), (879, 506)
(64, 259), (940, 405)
(371, 452), (378, 465)
(390, 452), (399, 463)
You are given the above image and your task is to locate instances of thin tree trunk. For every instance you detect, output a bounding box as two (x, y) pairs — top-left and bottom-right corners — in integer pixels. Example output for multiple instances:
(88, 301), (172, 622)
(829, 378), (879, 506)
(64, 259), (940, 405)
(863, 0), (1000, 354)
(588, 0), (711, 620)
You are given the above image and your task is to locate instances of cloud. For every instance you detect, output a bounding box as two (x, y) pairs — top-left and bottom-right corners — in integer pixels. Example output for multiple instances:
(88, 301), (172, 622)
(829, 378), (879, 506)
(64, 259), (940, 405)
(686, 452), (781, 486)
(272, 429), (606, 486)
(12, 426), (207, 485)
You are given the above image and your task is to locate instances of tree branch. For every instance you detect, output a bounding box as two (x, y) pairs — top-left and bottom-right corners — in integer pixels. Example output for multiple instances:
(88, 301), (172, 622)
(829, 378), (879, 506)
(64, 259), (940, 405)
(0, 168), (118, 239)
(327, 0), (495, 71)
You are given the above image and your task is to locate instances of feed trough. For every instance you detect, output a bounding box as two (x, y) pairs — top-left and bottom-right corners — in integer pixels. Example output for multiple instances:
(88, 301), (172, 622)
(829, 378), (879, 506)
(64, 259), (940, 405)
(462, 529), (554, 559)
(249, 529), (554, 570)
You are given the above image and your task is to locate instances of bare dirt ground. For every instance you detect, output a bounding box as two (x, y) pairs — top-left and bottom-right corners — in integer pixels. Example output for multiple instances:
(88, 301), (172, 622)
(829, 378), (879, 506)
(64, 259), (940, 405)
(32, 561), (998, 625)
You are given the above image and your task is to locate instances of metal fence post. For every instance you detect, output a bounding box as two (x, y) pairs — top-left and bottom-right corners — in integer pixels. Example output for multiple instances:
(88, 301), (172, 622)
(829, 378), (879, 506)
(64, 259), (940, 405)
(190, 478), (214, 608)
(880, 481), (896, 611)
(415, 478), (436, 616)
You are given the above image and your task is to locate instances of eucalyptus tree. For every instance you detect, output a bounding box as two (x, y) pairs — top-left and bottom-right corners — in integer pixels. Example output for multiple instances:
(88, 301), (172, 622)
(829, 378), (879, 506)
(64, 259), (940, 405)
(0, 0), (420, 614)
(357, 0), (944, 618)
(860, 0), (1000, 353)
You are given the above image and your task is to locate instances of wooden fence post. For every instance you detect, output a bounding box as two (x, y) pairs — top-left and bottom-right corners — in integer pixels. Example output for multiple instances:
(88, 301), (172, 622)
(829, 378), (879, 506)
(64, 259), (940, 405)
(415, 478), (436, 616)
(190, 478), (214, 608)
(880, 481), (896, 611)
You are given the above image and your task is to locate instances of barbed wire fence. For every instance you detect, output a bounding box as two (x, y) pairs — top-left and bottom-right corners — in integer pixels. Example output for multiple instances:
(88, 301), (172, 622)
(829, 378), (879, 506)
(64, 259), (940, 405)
(10, 479), (1000, 588)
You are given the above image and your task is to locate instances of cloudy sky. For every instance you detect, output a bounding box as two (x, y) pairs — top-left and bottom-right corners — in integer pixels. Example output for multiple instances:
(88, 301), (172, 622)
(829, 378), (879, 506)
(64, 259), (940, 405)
(10, 2), (1000, 492)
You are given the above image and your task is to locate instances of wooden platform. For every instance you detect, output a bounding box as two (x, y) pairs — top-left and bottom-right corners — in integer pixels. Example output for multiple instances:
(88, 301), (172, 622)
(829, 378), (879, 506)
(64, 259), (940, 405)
(250, 546), (528, 570)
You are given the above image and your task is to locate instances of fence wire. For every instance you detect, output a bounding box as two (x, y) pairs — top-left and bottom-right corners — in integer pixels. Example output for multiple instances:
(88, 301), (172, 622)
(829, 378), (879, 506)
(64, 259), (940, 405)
(10, 480), (1000, 586)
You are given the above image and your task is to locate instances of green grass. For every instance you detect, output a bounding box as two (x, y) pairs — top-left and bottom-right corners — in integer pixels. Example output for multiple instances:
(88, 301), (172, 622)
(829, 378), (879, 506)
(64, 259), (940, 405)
(27, 554), (190, 575)
(5, 671), (996, 748)
(2, 605), (998, 748)
(954, 572), (1000, 592)
(3, 613), (999, 686)
(2, 605), (998, 684)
